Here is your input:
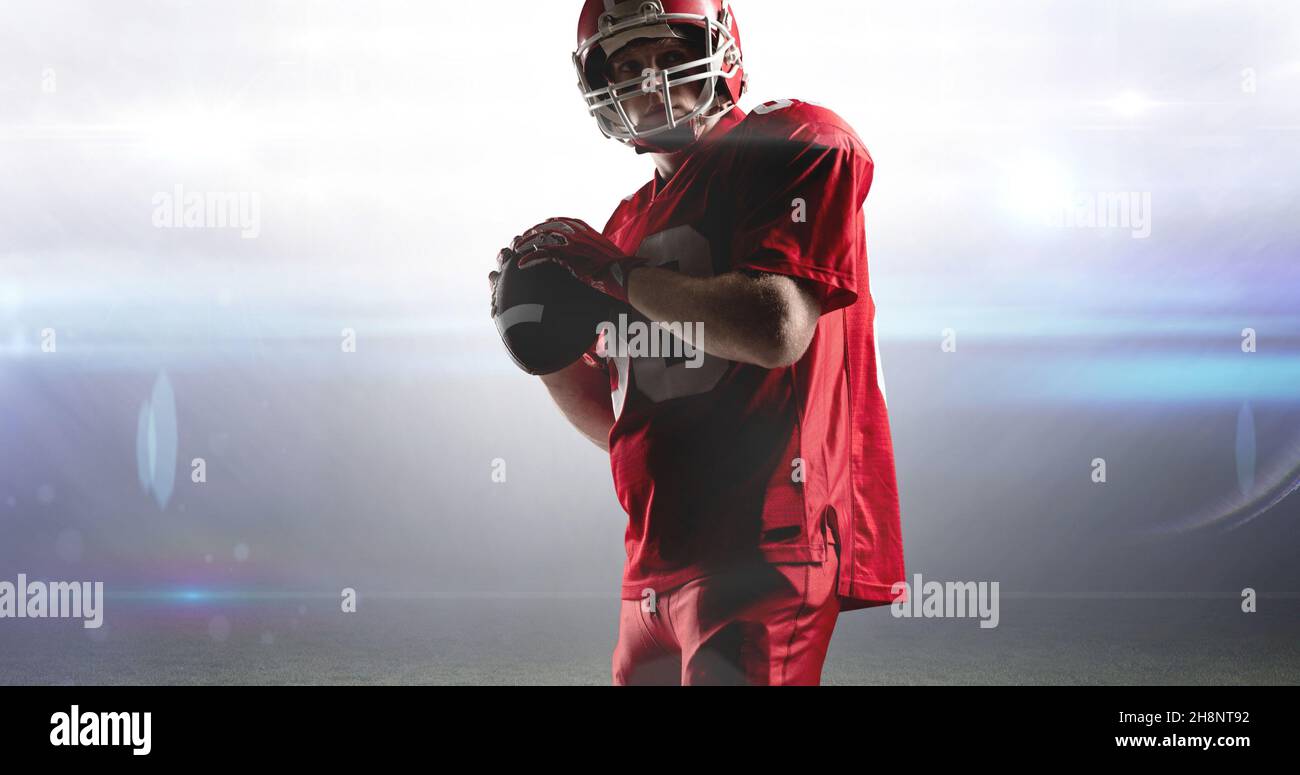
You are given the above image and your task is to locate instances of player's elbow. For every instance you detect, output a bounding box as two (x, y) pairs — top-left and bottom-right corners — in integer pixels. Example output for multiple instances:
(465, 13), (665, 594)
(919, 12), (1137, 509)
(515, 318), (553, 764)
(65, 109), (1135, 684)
(724, 271), (821, 369)
(759, 280), (821, 368)
(754, 325), (814, 369)
(751, 299), (818, 369)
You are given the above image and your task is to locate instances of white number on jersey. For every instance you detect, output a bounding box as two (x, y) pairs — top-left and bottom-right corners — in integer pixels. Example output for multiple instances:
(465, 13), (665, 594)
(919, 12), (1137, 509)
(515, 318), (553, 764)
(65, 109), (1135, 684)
(611, 225), (731, 419)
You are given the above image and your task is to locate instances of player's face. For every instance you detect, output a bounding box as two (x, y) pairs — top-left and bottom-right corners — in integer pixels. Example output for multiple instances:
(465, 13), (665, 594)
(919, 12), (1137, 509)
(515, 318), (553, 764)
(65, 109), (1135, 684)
(605, 37), (708, 133)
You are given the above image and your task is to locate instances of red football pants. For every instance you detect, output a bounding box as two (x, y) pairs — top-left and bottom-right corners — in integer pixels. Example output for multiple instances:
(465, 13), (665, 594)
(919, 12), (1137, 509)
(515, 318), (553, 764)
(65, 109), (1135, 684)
(612, 555), (840, 686)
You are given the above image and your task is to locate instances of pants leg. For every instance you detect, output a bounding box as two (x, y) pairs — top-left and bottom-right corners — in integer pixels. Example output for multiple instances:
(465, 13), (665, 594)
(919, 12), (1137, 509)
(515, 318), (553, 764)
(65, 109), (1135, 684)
(675, 558), (841, 686)
(611, 595), (681, 686)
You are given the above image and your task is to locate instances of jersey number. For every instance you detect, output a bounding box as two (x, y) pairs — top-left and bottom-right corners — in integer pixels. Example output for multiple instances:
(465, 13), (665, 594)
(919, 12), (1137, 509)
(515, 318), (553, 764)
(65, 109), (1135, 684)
(611, 225), (731, 419)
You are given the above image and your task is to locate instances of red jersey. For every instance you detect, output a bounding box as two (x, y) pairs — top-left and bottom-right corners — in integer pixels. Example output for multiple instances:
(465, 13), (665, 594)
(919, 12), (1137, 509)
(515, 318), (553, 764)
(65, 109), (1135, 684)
(600, 99), (904, 611)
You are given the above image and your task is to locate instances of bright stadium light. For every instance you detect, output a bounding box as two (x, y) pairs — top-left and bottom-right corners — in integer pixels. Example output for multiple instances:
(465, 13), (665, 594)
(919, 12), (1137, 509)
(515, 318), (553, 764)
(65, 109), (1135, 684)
(134, 106), (261, 164)
(1108, 90), (1155, 118)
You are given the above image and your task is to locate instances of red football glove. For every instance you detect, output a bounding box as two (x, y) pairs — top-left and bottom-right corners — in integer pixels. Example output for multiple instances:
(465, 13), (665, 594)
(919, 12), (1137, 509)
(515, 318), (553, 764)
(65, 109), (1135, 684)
(488, 246), (515, 320)
(512, 217), (646, 304)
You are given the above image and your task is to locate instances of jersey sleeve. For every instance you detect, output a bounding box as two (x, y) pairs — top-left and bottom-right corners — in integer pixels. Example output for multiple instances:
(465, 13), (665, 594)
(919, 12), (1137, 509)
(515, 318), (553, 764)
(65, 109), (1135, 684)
(729, 118), (874, 314)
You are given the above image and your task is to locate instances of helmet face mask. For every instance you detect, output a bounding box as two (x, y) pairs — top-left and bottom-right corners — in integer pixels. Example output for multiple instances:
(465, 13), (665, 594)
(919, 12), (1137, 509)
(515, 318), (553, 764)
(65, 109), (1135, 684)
(574, 1), (745, 151)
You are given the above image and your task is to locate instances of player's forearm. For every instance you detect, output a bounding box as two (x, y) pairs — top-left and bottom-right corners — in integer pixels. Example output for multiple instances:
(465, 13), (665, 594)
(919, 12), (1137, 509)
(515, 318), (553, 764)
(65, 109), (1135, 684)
(540, 359), (613, 451)
(625, 267), (819, 369)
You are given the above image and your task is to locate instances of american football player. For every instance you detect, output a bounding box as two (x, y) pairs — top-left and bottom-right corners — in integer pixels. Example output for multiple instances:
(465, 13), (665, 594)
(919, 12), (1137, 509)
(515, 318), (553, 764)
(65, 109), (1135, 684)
(490, 0), (905, 685)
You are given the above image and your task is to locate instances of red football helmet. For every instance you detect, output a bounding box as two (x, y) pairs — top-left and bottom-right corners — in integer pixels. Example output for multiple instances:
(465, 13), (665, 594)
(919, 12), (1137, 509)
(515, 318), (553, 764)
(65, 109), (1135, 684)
(574, 0), (747, 151)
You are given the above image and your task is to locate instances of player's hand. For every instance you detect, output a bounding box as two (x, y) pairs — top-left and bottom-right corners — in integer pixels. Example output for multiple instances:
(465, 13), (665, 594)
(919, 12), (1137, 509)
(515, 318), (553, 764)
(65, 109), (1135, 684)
(513, 217), (646, 304)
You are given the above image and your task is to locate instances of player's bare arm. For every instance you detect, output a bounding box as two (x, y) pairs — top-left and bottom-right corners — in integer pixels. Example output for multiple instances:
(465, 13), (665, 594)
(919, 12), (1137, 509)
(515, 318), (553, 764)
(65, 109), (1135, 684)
(625, 266), (821, 369)
(539, 359), (614, 451)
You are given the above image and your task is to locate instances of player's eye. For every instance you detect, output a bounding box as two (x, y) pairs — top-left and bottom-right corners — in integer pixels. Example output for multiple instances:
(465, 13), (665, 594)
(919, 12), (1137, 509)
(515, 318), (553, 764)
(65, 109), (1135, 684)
(614, 60), (642, 77)
(661, 51), (685, 66)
